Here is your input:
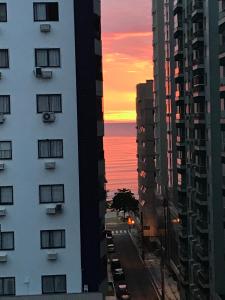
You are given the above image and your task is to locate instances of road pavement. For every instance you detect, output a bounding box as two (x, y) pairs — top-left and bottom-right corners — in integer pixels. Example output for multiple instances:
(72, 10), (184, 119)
(107, 221), (158, 300)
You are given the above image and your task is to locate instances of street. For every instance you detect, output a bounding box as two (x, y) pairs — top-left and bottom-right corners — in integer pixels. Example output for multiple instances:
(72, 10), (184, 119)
(107, 218), (158, 300)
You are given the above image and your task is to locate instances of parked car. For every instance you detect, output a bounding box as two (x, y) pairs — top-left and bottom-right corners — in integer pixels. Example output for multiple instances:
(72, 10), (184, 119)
(116, 284), (131, 299)
(113, 268), (125, 282)
(107, 243), (115, 253)
(111, 258), (122, 273)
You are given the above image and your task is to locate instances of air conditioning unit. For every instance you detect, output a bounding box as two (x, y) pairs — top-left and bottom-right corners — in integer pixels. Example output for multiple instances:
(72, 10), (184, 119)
(41, 70), (52, 79)
(46, 204), (63, 215)
(0, 163), (5, 170)
(34, 68), (52, 79)
(0, 253), (7, 262)
(0, 113), (5, 124)
(40, 24), (51, 33)
(34, 67), (42, 78)
(47, 252), (58, 260)
(42, 112), (55, 123)
(0, 208), (6, 216)
(45, 161), (56, 169)
(55, 204), (63, 213)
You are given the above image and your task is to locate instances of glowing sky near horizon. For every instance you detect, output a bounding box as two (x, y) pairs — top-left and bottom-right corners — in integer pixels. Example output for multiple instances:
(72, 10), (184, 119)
(102, 0), (153, 122)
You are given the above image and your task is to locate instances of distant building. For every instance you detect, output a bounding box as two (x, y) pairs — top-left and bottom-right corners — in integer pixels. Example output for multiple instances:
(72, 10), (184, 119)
(136, 80), (157, 237)
(0, 0), (106, 298)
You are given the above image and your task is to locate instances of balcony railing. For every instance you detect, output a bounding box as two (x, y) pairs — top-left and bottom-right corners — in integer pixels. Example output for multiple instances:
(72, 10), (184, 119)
(193, 30), (203, 38)
(194, 139), (206, 147)
(193, 57), (204, 66)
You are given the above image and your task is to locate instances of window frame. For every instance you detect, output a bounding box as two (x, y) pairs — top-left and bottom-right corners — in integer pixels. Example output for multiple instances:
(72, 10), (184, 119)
(39, 184), (64, 204)
(0, 277), (15, 296)
(38, 139), (63, 159)
(0, 231), (14, 251)
(0, 49), (9, 68)
(35, 48), (61, 68)
(0, 141), (12, 160)
(36, 94), (62, 113)
(33, 2), (59, 22)
(42, 275), (66, 294)
(0, 95), (10, 114)
(0, 186), (13, 205)
(0, 3), (7, 22)
(40, 230), (65, 249)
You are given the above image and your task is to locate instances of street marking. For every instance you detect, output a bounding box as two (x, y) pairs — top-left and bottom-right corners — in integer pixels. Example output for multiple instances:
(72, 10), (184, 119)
(112, 230), (128, 235)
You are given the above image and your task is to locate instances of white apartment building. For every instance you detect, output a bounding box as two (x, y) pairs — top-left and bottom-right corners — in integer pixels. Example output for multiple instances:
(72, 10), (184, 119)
(0, 0), (106, 298)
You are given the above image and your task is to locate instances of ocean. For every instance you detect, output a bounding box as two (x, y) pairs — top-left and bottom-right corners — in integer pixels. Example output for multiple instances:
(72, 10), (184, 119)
(104, 122), (138, 201)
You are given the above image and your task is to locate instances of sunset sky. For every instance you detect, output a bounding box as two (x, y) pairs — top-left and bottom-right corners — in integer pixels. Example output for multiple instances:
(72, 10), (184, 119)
(102, 0), (153, 123)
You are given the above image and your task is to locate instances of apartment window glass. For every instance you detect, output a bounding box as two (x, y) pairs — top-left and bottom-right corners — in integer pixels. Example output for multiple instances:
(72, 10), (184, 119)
(0, 50), (9, 68)
(39, 185), (64, 203)
(0, 278), (15, 296)
(0, 186), (13, 204)
(0, 96), (10, 114)
(35, 49), (60, 67)
(0, 141), (12, 159)
(42, 275), (66, 294)
(0, 4), (7, 22)
(38, 140), (63, 158)
(37, 94), (62, 113)
(41, 230), (65, 249)
(34, 3), (59, 21)
(0, 232), (14, 250)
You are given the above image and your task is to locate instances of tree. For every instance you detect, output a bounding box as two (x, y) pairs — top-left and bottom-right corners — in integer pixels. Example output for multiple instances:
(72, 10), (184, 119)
(111, 188), (139, 215)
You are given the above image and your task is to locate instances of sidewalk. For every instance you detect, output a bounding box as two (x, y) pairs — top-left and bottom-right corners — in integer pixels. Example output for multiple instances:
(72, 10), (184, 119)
(129, 227), (180, 300)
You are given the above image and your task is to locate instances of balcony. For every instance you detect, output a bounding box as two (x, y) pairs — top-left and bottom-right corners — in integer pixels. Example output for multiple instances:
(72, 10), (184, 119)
(195, 191), (207, 206)
(176, 113), (185, 124)
(192, 30), (204, 49)
(174, 45), (183, 60)
(195, 165), (207, 178)
(194, 139), (206, 150)
(174, 25), (183, 38)
(174, 67), (184, 82)
(219, 10), (225, 30)
(192, 58), (204, 72)
(198, 270), (209, 289)
(193, 112), (205, 124)
(173, 0), (182, 15)
(175, 90), (184, 101)
(193, 84), (205, 99)
(177, 184), (186, 193)
(195, 219), (208, 234)
(196, 244), (209, 262)
(176, 135), (185, 147)
(177, 157), (186, 170)
(192, 0), (203, 22)
(219, 44), (225, 65)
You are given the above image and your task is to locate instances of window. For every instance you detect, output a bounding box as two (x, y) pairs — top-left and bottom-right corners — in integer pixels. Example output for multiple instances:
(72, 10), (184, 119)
(42, 275), (66, 294)
(39, 185), (64, 203)
(41, 230), (65, 249)
(0, 3), (7, 22)
(0, 232), (14, 250)
(35, 49), (60, 68)
(0, 186), (13, 204)
(38, 139), (63, 158)
(0, 95), (10, 114)
(37, 94), (62, 113)
(0, 141), (12, 159)
(0, 278), (15, 296)
(34, 2), (59, 21)
(0, 50), (9, 68)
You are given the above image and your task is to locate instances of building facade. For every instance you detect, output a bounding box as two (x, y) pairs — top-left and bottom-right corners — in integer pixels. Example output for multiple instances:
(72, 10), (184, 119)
(153, 0), (225, 299)
(0, 0), (106, 298)
(136, 80), (156, 237)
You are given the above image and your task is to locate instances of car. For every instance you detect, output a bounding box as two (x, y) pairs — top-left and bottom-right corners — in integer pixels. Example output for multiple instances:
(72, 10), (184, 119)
(116, 284), (131, 299)
(107, 243), (115, 253)
(113, 268), (125, 282)
(105, 230), (113, 239)
(111, 258), (122, 273)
